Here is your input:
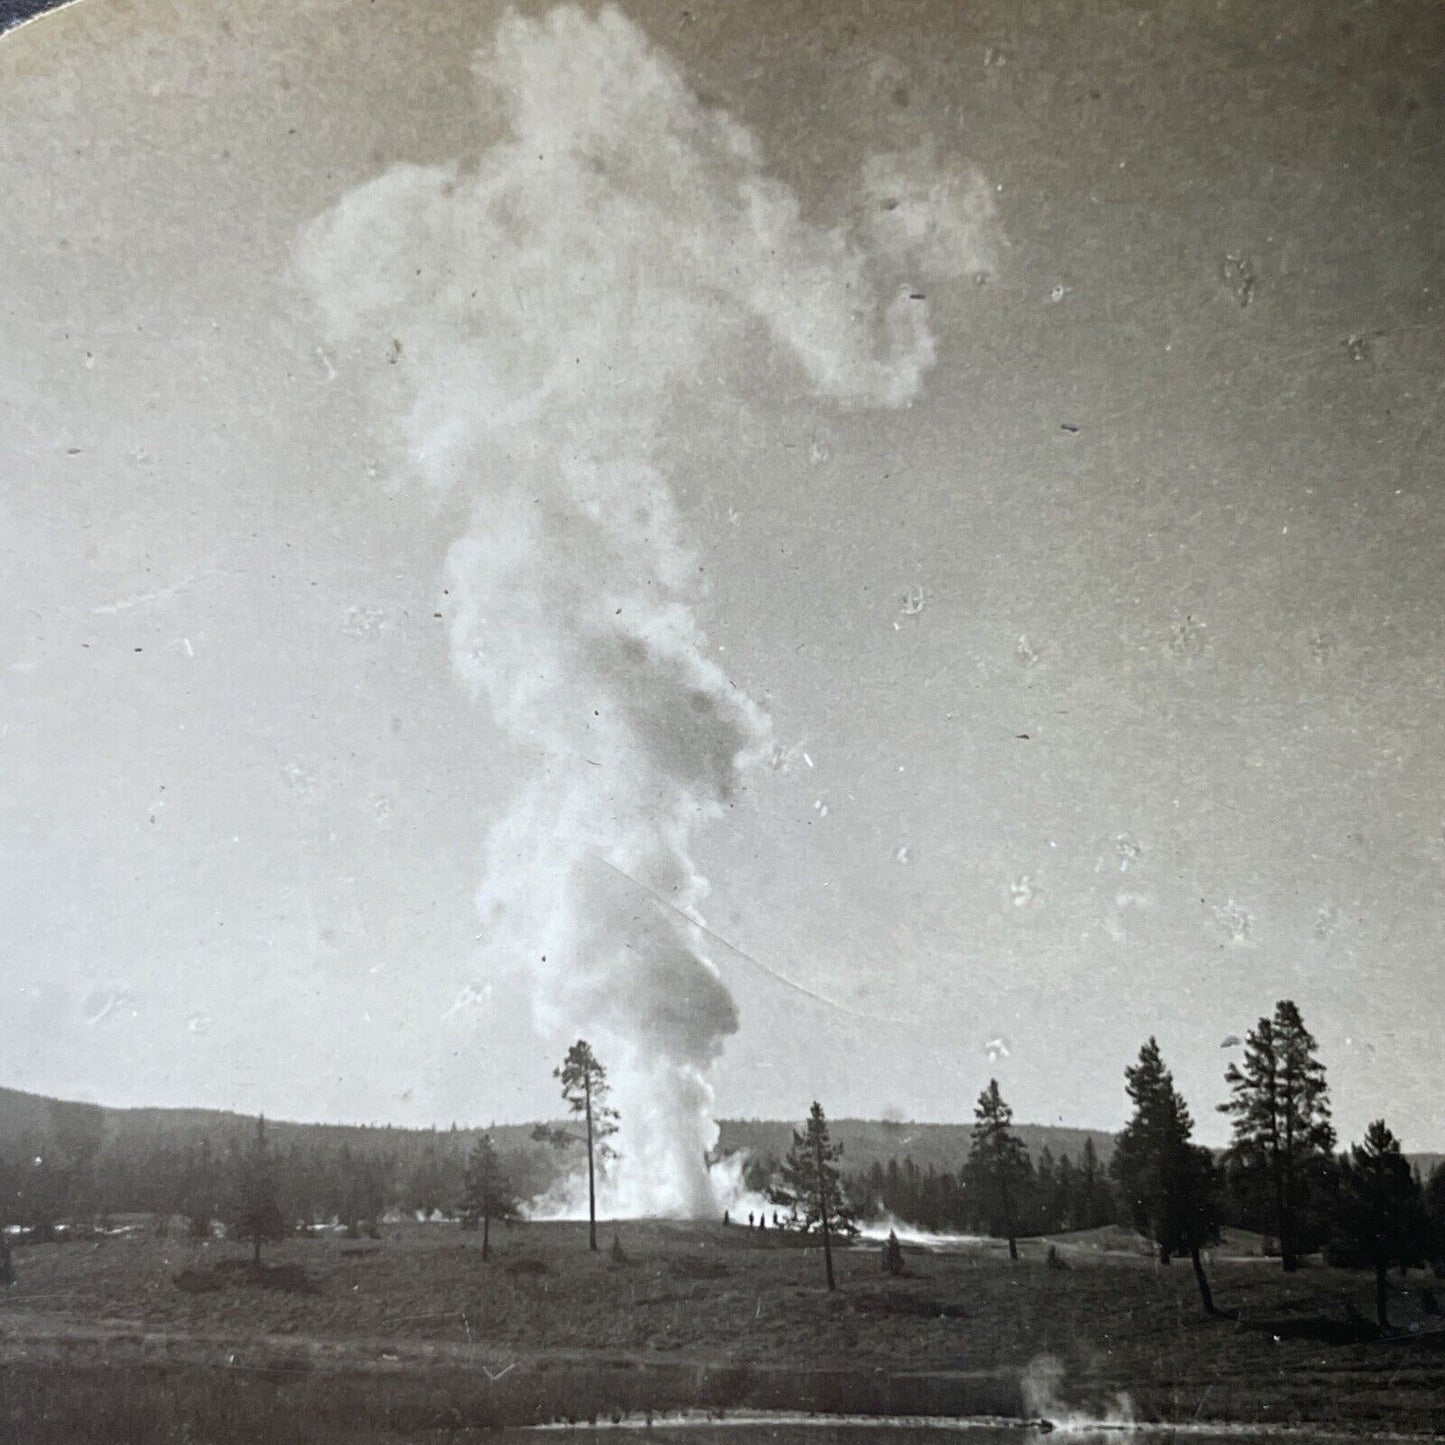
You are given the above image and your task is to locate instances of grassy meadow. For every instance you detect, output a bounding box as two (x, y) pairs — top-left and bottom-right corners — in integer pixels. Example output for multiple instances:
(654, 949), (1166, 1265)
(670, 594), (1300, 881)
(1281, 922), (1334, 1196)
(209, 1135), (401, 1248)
(2, 1218), (1442, 1442)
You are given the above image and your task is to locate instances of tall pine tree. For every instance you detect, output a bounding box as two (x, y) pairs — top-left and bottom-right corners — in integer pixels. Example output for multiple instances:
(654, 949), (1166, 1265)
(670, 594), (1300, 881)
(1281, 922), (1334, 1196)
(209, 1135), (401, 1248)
(965, 1079), (1030, 1261)
(1112, 1038), (1220, 1312)
(1219, 1000), (1334, 1270)
(552, 1040), (619, 1253)
(776, 1102), (856, 1289)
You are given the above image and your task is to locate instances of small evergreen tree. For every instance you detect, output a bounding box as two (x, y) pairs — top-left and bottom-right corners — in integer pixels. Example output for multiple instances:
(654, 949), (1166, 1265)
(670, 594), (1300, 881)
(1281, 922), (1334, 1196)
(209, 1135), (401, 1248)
(776, 1102), (856, 1289)
(330, 1145), (388, 1239)
(230, 1116), (286, 1268)
(1328, 1120), (1426, 1329)
(1054, 1154), (1079, 1231)
(408, 1137), (447, 1221)
(964, 1079), (1030, 1260)
(552, 1040), (619, 1253)
(1079, 1136), (1112, 1228)
(1219, 1000), (1334, 1270)
(182, 1138), (218, 1239)
(277, 1142), (316, 1233)
(458, 1133), (519, 1260)
(1033, 1147), (1058, 1234)
(1424, 1162), (1445, 1279)
(882, 1228), (906, 1276)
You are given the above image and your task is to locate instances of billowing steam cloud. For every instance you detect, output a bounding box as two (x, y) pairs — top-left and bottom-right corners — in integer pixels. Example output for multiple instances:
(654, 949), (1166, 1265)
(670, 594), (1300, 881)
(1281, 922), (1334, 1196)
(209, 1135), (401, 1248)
(296, 4), (994, 1216)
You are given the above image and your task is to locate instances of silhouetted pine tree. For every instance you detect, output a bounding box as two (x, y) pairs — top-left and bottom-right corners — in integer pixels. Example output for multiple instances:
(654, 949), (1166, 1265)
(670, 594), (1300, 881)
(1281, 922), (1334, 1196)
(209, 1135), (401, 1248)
(1112, 1038), (1220, 1311)
(230, 1116), (286, 1268)
(776, 1102), (856, 1289)
(549, 1040), (619, 1253)
(965, 1080), (1030, 1261)
(858, 1160), (887, 1218)
(1078, 1136), (1112, 1228)
(1424, 1162), (1445, 1279)
(1219, 1000), (1334, 1270)
(1328, 1120), (1427, 1329)
(458, 1133), (519, 1259)
(1054, 1154), (1079, 1231)
(1033, 1147), (1058, 1234)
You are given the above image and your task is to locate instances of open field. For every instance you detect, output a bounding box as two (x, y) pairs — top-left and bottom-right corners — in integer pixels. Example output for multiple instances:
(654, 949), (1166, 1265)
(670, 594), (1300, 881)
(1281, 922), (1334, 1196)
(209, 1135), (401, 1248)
(2, 1220), (1443, 1441)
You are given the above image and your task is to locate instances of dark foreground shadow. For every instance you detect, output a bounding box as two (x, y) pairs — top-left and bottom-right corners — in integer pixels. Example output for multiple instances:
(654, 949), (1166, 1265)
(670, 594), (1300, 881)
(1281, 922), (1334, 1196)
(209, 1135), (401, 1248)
(172, 1260), (319, 1295)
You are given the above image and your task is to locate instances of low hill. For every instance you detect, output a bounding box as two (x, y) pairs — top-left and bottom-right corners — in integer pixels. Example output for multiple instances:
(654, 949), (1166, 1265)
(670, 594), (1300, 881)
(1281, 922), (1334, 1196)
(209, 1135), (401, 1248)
(718, 1118), (1117, 1172)
(2, 1086), (1438, 1179)
(0, 1085), (546, 1156)
(0, 1086), (1111, 1171)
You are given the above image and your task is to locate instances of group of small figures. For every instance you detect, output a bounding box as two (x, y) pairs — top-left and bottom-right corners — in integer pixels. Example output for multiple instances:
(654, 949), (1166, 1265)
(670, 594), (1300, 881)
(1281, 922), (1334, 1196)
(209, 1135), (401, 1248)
(720, 1209), (782, 1231)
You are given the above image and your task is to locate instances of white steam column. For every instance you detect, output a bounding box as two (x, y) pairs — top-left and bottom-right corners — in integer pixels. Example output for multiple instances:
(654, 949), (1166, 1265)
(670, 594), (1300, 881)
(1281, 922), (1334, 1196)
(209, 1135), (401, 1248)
(295, 3), (994, 1218)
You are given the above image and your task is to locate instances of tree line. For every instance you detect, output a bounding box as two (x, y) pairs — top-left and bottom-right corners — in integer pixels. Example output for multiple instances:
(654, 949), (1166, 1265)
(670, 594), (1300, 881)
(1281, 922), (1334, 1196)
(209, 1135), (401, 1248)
(0, 1114), (552, 1245)
(0, 1043), (612, 1269)
(4, 1007), (1443, 1328)
(831, 1000), (1445, 1327)
(846, 1133), (1116, 1240)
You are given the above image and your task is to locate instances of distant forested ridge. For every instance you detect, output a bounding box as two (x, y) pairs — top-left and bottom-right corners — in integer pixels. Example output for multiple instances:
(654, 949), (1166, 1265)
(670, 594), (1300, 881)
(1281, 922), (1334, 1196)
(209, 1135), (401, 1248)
(716, 1118), (1118, 1174)
(1, 1086), (1440, 1243)
(0, 1087), (562, 1232)
(0, 1087), (1124, 1229)
(0, 1089), (1117, 1170)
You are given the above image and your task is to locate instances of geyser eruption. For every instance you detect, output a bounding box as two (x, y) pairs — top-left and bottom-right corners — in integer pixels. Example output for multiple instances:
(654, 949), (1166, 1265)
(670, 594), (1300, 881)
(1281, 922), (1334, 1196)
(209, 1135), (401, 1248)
(297, 4), (993, 1216)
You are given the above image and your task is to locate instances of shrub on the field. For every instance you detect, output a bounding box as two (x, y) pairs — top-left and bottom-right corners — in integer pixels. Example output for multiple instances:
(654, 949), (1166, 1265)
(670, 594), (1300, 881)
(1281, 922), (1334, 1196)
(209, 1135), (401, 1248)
(882, 1230), (906, 1276)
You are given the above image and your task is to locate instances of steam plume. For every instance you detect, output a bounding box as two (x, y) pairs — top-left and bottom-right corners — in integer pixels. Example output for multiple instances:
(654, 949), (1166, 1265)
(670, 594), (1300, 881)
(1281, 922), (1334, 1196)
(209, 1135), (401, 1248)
(296, 4), (993, 1215)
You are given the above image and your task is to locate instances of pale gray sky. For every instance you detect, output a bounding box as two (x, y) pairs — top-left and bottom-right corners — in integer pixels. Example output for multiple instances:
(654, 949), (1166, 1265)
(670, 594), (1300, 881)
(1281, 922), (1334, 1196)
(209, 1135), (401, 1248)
(2, 0), (1442, 1153)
